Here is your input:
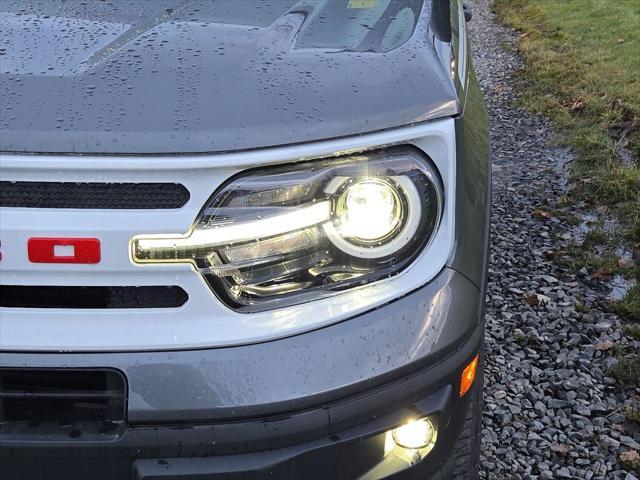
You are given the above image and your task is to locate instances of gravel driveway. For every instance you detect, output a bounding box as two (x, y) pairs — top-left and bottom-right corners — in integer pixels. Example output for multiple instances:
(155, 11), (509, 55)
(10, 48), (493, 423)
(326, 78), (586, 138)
(468, 1), (640, 479)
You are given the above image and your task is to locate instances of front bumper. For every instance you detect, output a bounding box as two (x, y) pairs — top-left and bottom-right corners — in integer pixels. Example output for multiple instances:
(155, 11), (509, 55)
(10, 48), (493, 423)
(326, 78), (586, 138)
(0, 267), (483, 480)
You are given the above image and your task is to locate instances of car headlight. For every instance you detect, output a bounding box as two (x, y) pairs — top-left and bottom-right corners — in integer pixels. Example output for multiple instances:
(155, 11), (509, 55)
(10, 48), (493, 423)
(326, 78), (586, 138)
(131, 147), (443, 311)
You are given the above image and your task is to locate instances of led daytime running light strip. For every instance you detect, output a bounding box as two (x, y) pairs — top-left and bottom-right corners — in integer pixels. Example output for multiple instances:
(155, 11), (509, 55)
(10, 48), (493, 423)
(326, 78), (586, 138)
(132, 201), (331, 263)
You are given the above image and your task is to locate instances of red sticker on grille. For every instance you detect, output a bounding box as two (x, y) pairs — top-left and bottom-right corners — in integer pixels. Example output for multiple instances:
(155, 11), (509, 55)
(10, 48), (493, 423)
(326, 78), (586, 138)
(28, 238), (101, 264)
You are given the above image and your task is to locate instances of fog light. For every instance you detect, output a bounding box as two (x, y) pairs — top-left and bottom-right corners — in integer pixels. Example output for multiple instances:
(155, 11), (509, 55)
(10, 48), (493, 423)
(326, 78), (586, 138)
(391, 417), (435, 450)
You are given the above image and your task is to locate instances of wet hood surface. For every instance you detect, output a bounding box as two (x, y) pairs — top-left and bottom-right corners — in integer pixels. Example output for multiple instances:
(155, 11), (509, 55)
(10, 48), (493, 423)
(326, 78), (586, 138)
(0, 0), (457, 155)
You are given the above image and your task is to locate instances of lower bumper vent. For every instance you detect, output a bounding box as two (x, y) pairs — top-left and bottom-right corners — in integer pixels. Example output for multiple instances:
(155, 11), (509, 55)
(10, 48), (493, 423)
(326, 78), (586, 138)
(0, 368), (127, 441)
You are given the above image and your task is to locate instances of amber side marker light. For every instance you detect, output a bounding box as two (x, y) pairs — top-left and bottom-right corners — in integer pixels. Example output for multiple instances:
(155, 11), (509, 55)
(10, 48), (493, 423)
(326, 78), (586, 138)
(460, 354), (479, 397)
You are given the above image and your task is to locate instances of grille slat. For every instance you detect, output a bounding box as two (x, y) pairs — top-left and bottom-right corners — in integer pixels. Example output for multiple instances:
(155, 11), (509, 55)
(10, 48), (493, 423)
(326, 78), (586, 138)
(0, 181), (189, 209)
(0, 285), (188, 308)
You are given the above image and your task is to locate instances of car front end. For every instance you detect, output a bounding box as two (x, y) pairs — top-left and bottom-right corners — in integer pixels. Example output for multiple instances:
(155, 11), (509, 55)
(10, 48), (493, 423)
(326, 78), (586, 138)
(0, 1), (489, 479)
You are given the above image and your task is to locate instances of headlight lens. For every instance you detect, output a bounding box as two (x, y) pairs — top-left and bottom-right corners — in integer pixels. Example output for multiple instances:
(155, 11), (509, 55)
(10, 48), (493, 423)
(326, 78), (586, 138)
(132, 147), (443, 311)
(336, 178), (403, 242)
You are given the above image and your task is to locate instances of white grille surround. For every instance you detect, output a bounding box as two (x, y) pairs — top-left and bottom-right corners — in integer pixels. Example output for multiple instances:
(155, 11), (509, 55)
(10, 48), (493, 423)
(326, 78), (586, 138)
(0, 118), (457, 351)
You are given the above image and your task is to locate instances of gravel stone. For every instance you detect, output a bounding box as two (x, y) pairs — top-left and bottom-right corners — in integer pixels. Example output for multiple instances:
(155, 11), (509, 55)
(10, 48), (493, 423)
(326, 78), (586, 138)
(467, 1), (638, 478)
(620, 437), (640, 450)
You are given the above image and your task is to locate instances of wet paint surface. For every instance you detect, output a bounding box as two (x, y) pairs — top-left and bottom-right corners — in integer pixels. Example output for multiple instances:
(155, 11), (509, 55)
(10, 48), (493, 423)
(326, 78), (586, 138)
(0, 0), (458, 154)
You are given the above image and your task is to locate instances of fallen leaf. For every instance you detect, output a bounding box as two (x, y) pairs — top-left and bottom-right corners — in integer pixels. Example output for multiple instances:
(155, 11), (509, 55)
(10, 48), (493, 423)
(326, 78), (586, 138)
(532, 209), (553, 220)
(594, 341), (614, 351)
(550, 442), (570, 454)
(591, 267), (613, 281)
(620, 449), (639, 465)
(618, 257), (635, 268)
(524, 292), (551, 306)
(524, 293), (538, 306)
(569, 98), (585, 111)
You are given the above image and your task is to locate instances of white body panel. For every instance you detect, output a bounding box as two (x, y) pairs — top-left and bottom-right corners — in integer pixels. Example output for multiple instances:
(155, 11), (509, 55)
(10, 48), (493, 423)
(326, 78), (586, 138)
(0, 119), (456, 351)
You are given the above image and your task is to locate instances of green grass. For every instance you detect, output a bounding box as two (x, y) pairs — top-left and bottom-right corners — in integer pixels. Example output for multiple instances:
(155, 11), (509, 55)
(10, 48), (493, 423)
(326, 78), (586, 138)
(609, 354), (640, 386)
(554, 243), (634, 278)
(617, 285), (640, 322)
(575, 301), (590, 314)
(492, 0), (640, 321)
(624, 323), (640, 340)
(513, 331), (538, 347)
(624, 398), (640, 424)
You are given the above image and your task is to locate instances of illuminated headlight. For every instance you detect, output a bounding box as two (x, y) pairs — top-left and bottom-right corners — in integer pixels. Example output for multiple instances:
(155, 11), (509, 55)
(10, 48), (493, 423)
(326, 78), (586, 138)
(131, 147), (443, 311)
(337, 179), (403, 242)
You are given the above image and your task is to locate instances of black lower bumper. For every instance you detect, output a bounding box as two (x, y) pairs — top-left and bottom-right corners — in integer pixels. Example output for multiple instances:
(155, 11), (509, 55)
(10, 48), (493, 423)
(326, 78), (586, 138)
(1, 324), (481, 480)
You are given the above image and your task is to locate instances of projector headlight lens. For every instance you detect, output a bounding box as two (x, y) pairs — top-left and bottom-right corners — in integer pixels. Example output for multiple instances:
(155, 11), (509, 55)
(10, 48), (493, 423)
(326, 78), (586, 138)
(131, 147), (443, 311)
(337, 178), (403, 242)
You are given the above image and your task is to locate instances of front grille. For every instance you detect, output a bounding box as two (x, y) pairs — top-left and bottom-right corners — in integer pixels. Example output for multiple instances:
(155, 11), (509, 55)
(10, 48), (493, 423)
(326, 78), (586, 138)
(0, 368), (126, 440)
(0, 285), (188, 308)
(0, 181), (190, 209)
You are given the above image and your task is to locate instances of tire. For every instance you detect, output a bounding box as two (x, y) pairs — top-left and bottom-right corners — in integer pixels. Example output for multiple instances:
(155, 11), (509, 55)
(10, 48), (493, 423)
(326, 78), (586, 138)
(450, 366), (483, 480)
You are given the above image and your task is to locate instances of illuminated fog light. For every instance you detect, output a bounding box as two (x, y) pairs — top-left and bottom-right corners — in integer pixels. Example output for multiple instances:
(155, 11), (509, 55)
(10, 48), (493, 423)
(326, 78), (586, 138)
(391, 417), (435, 450)
(337, 178), (403, 242)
